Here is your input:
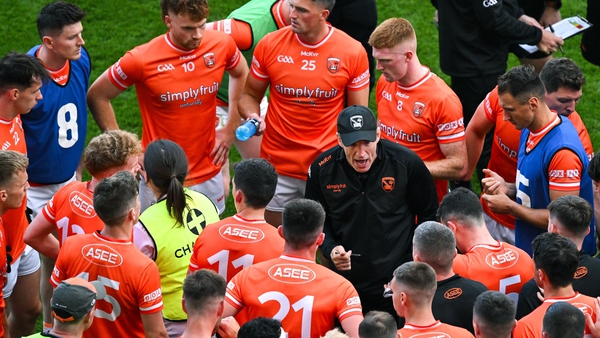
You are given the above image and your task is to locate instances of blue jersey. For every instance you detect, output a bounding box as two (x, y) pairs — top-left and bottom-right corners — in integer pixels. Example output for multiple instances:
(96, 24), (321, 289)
(515, 116), (596, 256)
(24, 46), (91, 184)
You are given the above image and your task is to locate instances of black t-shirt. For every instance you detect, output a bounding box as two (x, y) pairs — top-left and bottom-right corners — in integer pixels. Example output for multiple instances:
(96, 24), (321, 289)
(432, 274), (488, 335)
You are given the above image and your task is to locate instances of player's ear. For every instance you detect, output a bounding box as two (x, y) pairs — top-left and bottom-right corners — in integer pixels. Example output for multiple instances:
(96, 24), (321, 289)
(315, 232), (325, 246)
(277, 225), (284, 239)
(164, 15), (172, 29)
(336, 133), (344, 147)
(0, 190), (6, 202)
(42, 36), (54, 49)
(528, 96), (540, 111)
(321, 8), (330, 21)
(182, 297), (188, 314)
(216, 300), (224, 318)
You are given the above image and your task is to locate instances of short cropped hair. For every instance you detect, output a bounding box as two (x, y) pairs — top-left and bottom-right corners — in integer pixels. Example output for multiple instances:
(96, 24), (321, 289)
(282, 199), (325, 250)
(37, 1), (86, 38)
(183, 269), (226, 315)
(437, 187), (485, 228)
(84, 130), (142, 177)
(539, 58), (586, 94)
(160, 0), (209, 22)
(473, 291), (516, 338)
(542, 301), (585, 338)
(144, 139), (189, 227)
(93, 171), (138, 227)
(359, 311), (397, 338)
(369, 18), (416, 49)
(238, 317), (282, 338)
(233, 159), (278, 209)
(548, 195), (592, 239)
(532, 232), (578, 288)
(413, 221), (456, 272)
(393, 262), (436, 306)
(588, 151), (600, 182)
(497, 65), (546, 105)
(0, 151), (29, 188)
(312, 0), (335, 12)
(0, 52), (49, 93)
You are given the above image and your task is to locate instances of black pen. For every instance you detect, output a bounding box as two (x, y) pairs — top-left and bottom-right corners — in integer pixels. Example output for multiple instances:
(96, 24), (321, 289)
(548, 25), (565, 54)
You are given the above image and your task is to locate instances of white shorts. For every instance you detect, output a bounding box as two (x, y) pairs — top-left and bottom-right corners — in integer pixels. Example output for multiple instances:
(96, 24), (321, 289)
(139, 172), (225, 215)
(27, 173), (76, 219)
(266, 175), (306, 213)
(3, 245), (41, 298)
(216, 97), (268, 130)
(484, 212), (515, 245)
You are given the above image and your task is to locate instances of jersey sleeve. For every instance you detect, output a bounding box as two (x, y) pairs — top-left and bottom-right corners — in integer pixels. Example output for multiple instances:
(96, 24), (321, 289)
(346, 44), (369, 91)
(225, 269), (246, 310)
(483, 87), (501, 124)
(434, 91), (465, 144)
(206, 19), (253, 51)
(137, 262), (164, 315)
(223, 35), (242, 70)
(249, 36), (270, 81)
(107, 50), (144, 90)
(188, 231), (207, 273)
(41, 196), (57, 223)
(548, 149), (583, 191)
(335, 279), (363, 321)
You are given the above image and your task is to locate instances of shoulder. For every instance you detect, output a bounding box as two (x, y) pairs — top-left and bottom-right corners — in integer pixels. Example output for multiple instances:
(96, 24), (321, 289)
(309, 145), (342, 170)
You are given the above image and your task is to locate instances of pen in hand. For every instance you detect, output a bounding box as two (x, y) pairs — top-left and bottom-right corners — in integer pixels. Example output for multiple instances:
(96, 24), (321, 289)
(548, 25), (565, 55)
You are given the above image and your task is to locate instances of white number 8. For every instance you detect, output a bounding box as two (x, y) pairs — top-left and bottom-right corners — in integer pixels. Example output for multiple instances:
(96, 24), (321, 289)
(57, 103), (78, 148)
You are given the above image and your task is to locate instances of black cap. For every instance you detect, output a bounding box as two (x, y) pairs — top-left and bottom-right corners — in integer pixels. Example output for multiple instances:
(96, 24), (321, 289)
(337, 105), (377, 146)
(52, 278), (106, 322)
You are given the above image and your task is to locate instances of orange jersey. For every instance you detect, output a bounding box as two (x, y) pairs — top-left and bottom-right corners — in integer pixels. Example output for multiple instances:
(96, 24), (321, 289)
(568, 111), (594, 161)
(107, 31), (241, 186)
(480, 87), (520, 229)
(0, 116), (28, 262)
(189, 214), (284, 281)
(41, 181), (103, 247)
(252, 26), (369, 179)
(51, 232), (164, 338)
(453, 241), (533, 303)
(514, 293), (597, 337)
(225, 254), (363, 337)
(398, 321), (474, 338)
(376, 68), (464, 202)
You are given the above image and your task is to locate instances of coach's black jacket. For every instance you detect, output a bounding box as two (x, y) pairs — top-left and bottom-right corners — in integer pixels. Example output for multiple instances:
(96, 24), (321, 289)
(305, 140), (438, 297)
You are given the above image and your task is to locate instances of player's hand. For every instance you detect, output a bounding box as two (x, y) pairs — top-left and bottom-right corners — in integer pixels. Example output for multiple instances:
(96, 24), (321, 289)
(481, 193), (513, 214)
(481, 169), (508, 195)
(217, 316), (240, 338)
(519, 14), (543, 29)
(537, 29), (564, 54)
(211, 128), (233, 166)
(246, 113), (266, 136)
(536, 285), (545, 302)
(539, 7), (561, 27)
(331, 245), (352, 271)
(585, 297), (600, 338)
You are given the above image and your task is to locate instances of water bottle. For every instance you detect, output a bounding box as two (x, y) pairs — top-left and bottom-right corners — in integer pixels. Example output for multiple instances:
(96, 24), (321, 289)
(236, 119), (260, 141)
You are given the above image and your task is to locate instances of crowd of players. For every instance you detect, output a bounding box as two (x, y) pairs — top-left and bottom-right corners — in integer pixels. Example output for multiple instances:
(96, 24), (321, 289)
(0, 0), (599, 337)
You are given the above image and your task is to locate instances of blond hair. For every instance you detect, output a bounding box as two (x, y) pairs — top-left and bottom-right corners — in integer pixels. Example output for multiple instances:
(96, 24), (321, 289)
(84, 130), (142, 176)
(0, 151), (28, 187)
(369, 18), (416, 49)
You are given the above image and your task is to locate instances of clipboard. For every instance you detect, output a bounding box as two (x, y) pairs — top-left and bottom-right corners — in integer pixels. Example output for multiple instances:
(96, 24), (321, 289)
(519, 15), (593, 54)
